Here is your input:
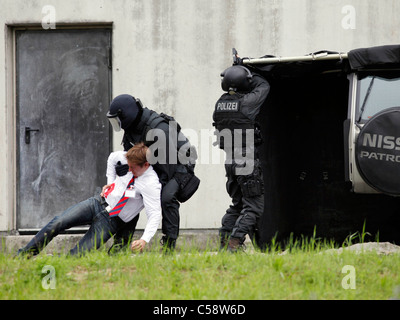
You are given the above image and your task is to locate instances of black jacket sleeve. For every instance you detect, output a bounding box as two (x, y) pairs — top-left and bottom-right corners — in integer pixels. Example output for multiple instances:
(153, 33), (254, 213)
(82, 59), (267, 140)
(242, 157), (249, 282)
(241, 74), (270, 122)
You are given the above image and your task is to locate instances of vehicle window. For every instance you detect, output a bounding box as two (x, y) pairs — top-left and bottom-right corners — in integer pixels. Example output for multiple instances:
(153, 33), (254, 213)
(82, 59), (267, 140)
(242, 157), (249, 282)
(357, 74), (400, 122)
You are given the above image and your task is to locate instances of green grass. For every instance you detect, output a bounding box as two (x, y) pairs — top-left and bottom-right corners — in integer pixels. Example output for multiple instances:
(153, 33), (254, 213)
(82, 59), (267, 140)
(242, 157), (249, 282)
(1, 238), (399, 300)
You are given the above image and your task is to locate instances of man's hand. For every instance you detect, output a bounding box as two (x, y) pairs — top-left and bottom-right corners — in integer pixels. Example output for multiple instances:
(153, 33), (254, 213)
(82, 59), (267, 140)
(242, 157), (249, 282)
(131, 239), (146, 253)
(101, 184), (112, 197)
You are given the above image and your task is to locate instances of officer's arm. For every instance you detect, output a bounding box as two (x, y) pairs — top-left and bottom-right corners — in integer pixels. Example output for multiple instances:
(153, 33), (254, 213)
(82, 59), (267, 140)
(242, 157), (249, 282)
(106, 152), (118, 184)
(242, 74), (270, 121)
(246, 74), (270, 107)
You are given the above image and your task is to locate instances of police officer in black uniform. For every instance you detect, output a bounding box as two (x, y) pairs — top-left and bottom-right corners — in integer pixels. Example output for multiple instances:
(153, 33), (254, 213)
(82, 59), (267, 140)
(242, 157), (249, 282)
(213, 65), (270, 252)
(106, 94), (199, 252)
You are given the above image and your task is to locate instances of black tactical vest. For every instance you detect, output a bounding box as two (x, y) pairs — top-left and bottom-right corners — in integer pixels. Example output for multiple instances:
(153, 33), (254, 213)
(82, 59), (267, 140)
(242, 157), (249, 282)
(123, 108), (197, 168)
(213, 93), (254, 130)
(213, 93), (255, 149)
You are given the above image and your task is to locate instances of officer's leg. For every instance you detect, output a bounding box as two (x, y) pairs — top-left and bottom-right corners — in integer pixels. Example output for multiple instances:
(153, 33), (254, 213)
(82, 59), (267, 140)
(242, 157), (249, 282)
(219, 164), (243, 249)
(160, 178), (180, 250)
(229, 160), (264, 251)
(230, 194), (264, 242)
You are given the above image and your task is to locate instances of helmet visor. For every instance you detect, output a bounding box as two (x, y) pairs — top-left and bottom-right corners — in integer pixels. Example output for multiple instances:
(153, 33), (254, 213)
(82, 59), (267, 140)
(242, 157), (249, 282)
(107, 111), (122, 132)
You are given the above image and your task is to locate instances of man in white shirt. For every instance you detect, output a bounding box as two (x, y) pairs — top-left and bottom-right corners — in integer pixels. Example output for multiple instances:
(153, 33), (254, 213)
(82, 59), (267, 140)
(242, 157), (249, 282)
(18, 143), (161, 256)
(102, 145), (161, 252)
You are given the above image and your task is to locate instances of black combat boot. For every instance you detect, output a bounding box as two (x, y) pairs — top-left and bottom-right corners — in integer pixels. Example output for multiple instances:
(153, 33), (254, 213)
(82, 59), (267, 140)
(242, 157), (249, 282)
(227, 237), (242, 253)
(160, 235), (176, 254)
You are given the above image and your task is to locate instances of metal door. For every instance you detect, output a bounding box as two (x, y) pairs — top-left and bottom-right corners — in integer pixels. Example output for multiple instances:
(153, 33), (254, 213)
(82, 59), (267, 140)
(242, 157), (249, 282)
(16, 29), (112, 230)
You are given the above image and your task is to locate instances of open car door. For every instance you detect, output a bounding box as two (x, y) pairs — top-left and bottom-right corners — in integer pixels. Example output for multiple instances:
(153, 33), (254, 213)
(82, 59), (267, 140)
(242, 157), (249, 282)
(233, 45), (400, 247)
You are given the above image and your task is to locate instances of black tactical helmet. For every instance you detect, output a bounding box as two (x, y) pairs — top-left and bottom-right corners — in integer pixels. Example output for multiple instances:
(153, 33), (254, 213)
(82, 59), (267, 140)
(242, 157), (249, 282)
(107, 94), (143, 131)
(221, 65), (253, 93)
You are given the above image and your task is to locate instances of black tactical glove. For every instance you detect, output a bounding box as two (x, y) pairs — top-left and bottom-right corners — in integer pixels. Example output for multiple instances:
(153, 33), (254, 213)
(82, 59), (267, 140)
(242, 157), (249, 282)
(116, 161), (129, 177)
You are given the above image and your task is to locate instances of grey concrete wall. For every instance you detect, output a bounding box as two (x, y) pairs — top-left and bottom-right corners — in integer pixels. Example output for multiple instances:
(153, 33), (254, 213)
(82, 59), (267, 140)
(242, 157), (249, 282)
(1, 0), (400, 231)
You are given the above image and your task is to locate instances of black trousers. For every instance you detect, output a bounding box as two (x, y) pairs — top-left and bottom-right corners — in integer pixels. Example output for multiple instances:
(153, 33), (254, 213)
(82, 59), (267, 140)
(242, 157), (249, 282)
(159, 178), (180, 239)
(219, 159), (264, 243)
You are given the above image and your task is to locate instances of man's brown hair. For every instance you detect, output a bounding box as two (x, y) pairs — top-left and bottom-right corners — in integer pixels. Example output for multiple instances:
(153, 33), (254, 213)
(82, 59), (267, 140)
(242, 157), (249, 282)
(125, 142), (149, 166)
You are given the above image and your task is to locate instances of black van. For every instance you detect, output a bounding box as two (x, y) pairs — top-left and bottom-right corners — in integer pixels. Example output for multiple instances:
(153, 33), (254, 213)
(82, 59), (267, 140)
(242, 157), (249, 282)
(236, 45), (400, 246)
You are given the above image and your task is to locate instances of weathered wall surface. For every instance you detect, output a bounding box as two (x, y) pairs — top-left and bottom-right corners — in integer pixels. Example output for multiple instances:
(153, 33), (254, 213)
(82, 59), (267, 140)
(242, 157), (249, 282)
(1, 0), (400, 231)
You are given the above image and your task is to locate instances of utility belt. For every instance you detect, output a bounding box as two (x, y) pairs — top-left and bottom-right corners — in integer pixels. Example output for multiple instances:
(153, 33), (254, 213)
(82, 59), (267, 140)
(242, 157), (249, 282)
(230, 159), (264, 198)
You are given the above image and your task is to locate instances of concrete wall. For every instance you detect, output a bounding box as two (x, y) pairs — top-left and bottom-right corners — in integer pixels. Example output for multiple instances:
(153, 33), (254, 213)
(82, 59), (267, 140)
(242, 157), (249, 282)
(1, 0), (400, 232)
